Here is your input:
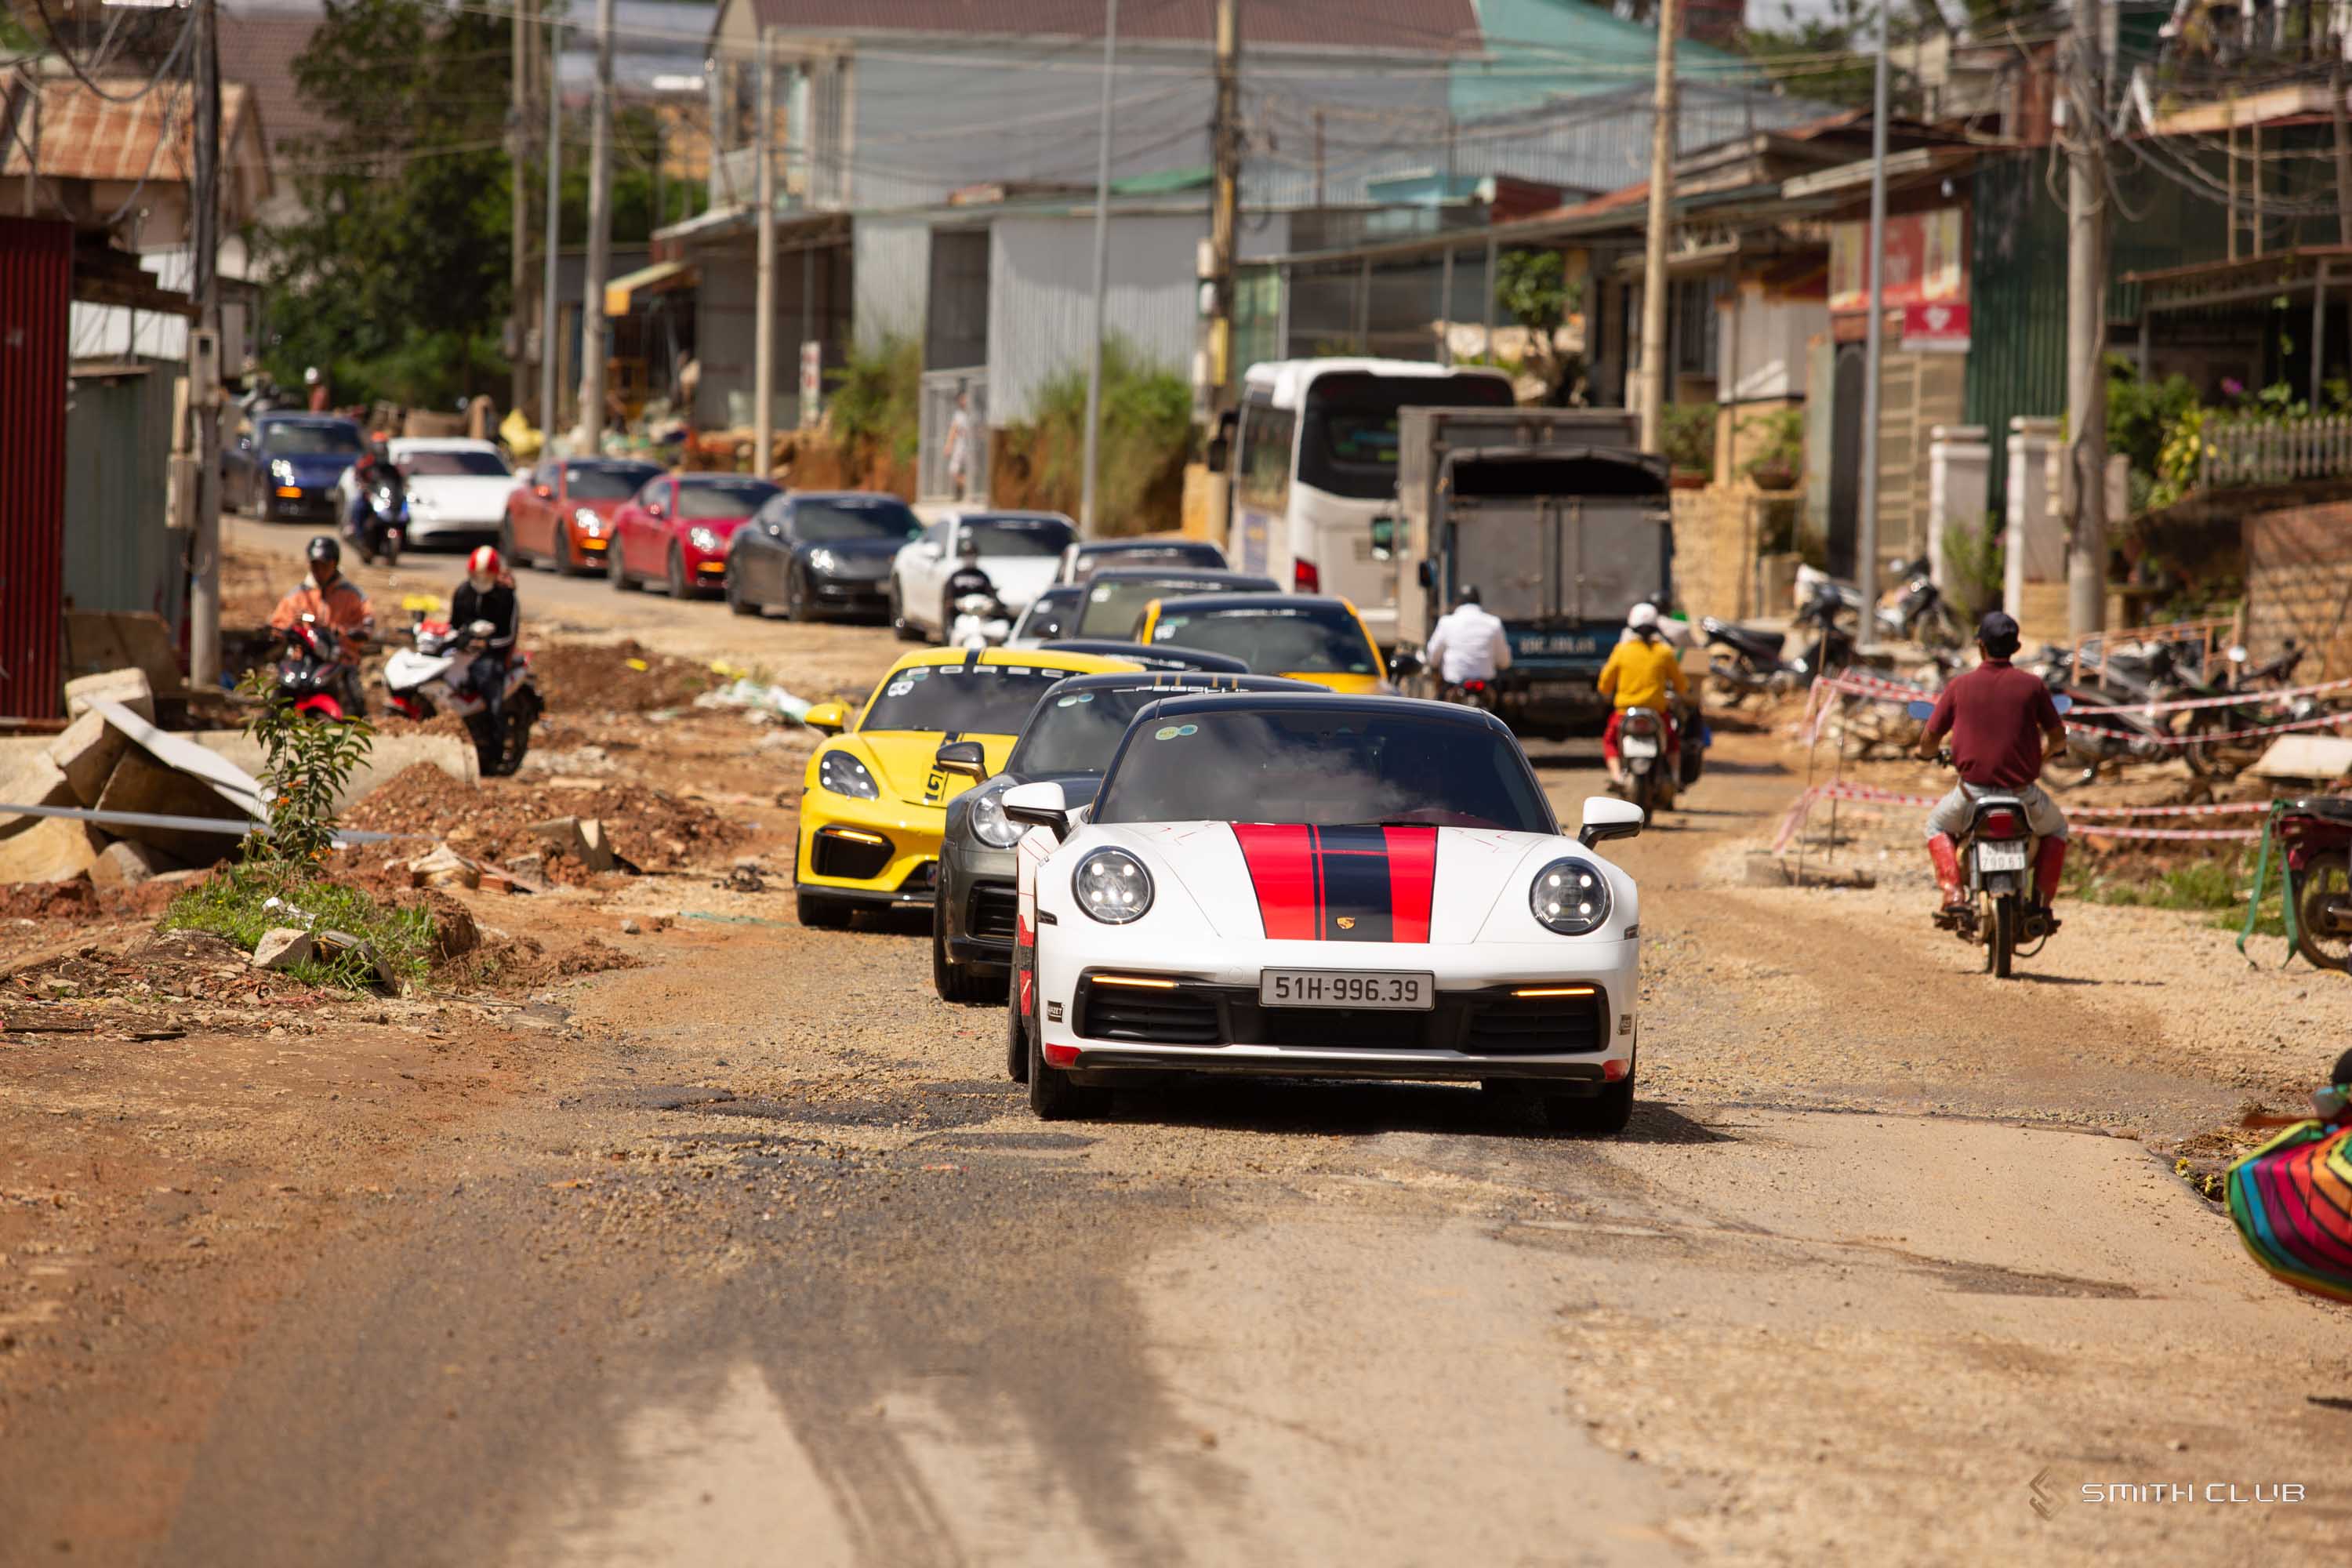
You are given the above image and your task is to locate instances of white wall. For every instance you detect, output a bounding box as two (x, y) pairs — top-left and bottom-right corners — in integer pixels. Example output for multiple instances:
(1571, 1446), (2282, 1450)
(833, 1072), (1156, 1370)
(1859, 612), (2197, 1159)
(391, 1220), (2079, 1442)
(1718, 287), (1828, 403)
(985, 211), (1201, 426)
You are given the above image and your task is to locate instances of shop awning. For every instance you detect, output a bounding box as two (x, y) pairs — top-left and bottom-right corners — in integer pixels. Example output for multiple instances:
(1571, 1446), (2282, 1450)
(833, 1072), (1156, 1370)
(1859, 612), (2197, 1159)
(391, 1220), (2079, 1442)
(604, 260), (698, 318)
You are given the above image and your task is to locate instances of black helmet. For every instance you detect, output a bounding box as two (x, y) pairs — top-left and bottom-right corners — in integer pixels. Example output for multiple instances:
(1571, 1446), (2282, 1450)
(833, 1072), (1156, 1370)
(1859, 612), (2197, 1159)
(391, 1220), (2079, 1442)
(307, 535), (342, 565)
(1457, 584), (1482, 606)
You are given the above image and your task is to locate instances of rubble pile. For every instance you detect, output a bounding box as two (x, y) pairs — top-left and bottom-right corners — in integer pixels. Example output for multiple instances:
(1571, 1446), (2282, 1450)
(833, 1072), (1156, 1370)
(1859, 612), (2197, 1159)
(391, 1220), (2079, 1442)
(528, 640), (713, 715)
(343, 762), (749, 877)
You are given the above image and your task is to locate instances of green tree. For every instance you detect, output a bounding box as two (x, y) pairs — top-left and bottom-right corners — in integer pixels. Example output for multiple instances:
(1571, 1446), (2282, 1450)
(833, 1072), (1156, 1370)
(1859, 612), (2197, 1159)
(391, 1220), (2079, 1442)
(1493, 249), (1583, 401)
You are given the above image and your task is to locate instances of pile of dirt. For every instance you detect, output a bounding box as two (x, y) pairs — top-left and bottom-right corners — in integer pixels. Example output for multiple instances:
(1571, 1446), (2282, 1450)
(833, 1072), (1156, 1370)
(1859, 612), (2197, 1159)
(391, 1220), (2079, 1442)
(342, 762), (750, 877)
(0, 873), (212, 924)
(438, 933), (643, 991)
(4, 928), (322, 1012)
(528, 640), (713, 716)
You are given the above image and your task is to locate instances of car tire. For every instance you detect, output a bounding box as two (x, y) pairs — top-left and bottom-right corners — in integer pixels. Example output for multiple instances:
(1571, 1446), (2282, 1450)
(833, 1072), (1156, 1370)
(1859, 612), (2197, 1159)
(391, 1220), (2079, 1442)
(938, 591), (957, 648)
(931, 903), (992, 1004)
(502, 517), (528, 572)
(795, 886), (851, 929)
(1543, 1065), (1635, 1136)
(727, 568), (761, 617)
(1006, 967), (1030, 1083)
(609, 542), (637, 592)
(785, 564), (811, 622)
(891, 579), (921, 642)
(1028, 1013), (1105, 1120)
(668, 546), (691, 600)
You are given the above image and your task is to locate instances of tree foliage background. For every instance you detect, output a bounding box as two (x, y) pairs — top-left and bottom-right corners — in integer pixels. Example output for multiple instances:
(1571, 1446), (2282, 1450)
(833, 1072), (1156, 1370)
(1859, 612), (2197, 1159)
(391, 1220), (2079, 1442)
(257, 0), (697, 409)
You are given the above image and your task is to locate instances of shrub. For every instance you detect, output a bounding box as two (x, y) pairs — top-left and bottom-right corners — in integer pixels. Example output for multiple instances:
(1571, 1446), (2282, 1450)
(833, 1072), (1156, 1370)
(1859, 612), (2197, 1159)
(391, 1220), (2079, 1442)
(165, 863), (432, 989)
(1940, 512), (2005, 621)
(1018, 336), (1192, 532)
(1737, 407), (1805, 486)
(826, 335), (923, 468)
(237, 666), (376, 874)
(1659, 403), (1715, 478)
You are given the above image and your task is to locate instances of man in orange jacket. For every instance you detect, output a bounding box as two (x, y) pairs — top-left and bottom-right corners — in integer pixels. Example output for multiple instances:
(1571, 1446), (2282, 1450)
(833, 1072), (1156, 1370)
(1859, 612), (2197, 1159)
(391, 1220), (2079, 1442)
(270, 536), (375, 713)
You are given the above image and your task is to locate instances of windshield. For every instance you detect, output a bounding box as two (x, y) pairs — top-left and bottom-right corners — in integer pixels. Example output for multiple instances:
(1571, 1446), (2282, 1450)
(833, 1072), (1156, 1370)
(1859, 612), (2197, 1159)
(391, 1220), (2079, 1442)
(1076, 543), (1225, 579)
(1007, 686), (1194, 776)
(968, 517), (1076, 558)
(797, 498), (922, 543)
(400, 449), (510, 477)
(677, 480), (779, 519)
(1095, 707), (1551, 831)
(264, 423), (363, 456)
(1078, 577), (1245, 638)
(861, 662), (1083, 735)
(1298, 372), (1513, 499)
(564, 463), (661, 499)
(1014, 587), (1084, 641)
(1150, 605), (1377, 675)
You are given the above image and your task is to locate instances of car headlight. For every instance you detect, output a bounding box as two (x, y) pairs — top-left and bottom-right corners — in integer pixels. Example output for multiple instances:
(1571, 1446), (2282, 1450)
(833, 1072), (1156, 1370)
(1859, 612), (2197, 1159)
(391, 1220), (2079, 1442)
(817, 750), (878, 800)
(688, 527), (720, 551)
(1530, 857), (1611, 936)
(270, 459), (294, 481)
(968, 788), (1022, 848)
(572, 506), (603, 536)
(806, 547), (838, 575)
(1075, 848), (1152, 924)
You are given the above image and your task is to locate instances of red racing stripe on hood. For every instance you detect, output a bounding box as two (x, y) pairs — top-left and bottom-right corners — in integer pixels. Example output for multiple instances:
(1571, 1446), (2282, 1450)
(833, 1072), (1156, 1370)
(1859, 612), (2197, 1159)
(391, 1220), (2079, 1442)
(1231, 823), (1319, 939)
(1382, 826), (1438, 942)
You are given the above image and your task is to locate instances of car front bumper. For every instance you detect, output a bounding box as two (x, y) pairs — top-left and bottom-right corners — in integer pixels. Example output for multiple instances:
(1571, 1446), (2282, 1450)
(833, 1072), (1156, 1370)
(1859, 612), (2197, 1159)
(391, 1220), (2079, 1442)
(938, 837), (1018, 970)
(795, 793), (949, 905)
(1033, 934), (1639, 1086)
(405, 511), (503, 543)
(809, 572), (892, 613)
(260, 485), (339, 520)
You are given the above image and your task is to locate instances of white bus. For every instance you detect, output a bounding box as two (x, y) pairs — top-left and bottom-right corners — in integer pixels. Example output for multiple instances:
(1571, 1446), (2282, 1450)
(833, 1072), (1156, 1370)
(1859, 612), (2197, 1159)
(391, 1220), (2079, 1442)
(1226, 358), (1515, 645)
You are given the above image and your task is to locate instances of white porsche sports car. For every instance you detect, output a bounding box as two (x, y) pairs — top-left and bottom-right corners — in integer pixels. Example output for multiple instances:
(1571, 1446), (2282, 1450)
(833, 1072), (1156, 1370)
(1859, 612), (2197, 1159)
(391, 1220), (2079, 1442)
(1002, 692), (1646, 1131)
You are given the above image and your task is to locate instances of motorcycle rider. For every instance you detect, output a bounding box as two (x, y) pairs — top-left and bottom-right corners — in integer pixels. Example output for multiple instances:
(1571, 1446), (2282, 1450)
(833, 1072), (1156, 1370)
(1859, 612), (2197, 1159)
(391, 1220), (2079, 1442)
(448, 545), (519, 727)
(1423, 585), (1512, 698)
(944, 530), (1000, 620)
(270, 536), (374, 714)
(1915, 610), (2071, 930)
(1595, 601), (1689, 789)
(346, 435), (404, 548)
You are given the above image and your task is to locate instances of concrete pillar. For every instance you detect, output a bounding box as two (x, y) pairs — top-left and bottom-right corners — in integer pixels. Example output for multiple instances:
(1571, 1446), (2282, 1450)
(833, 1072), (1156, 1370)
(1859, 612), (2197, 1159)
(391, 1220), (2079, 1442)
(2004, 416), (2065, 617)
(1926, 423), (1990, 592)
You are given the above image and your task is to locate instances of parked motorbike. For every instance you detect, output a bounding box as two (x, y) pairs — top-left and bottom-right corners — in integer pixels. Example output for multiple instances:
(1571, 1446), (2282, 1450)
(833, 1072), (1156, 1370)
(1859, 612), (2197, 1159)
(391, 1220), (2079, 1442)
(949, 591), (1012, 650)
(2018, 644), (2172, 787)
(1702, 580), (1857, 702)
(2276, 796), (2352, 973)
(274, 615), (358, 721)
(384, 614), (543, 776)
(1875, 555), (1965, 649)
(346, 480), (406, 568)
(1617, 705), (1679, 821)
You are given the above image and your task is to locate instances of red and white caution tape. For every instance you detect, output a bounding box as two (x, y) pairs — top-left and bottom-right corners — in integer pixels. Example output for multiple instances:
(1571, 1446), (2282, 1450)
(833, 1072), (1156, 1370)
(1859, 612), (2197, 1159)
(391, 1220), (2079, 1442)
(2065, 799), (2273, 818)
(2070, 824), (2267, 841)
(2063, 675), (2352, 717)
(2071, 708), (2352, 746)
(1769, 780), (2267, 851)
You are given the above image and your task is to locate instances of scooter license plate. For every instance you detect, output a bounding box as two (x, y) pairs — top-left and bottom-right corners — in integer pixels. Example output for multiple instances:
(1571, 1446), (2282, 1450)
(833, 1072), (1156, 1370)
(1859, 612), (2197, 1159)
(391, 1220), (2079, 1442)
(1976, 840), (2028, 873)
(1621, 736), (1659, 758)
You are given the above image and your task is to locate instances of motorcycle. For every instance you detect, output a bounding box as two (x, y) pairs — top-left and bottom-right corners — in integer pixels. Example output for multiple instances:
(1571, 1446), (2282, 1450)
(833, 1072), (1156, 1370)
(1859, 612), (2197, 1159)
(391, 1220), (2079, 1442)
(1617, 705), (1678, 821)
(383, 614), (543, 776)
(2018, 644), (2172, 787)
(1907, 696), (2071, 978)
(1875, 555), (1965, 649)
(1702, 580), (1857, 703)
(1441, 677), (1497, 714)
(274, 614), (358, 721)
(2276, 796), (2352, 973)
(949, 590), (1012, 651)
(346, 480), (406, 568)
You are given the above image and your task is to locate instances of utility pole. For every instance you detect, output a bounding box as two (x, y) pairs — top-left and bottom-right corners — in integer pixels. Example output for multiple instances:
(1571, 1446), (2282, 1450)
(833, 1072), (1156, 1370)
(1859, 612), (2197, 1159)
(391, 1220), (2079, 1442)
(510, 0), (533, 419)
(538, 18), (563, 446)
(188, 0), (222, 688)
(2063, 0), (2110, 638)
(753, 30), (776, 480)
(1855, 0), (1890, 635)
(578, 0), (615, 451)
(1080, 0), (1121, 535)
(2332, 60), (2351, 247)
(1204, 0), (1240, 419)
(1635, 0), (1679, 453)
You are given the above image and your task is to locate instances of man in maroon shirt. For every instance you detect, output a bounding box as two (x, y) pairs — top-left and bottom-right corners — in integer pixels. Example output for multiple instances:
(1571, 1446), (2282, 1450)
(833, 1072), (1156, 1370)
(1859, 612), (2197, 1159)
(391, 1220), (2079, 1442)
(1915, 612), (2071, 924)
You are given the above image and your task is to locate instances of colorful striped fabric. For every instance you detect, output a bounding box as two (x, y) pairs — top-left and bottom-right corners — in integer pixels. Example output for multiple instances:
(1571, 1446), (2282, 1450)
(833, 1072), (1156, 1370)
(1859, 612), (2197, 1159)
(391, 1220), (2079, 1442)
(2227, 1116), (2352, 1304)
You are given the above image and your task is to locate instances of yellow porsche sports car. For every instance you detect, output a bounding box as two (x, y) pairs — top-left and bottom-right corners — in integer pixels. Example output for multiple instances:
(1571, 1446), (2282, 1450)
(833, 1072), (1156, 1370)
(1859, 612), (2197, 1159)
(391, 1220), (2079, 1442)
(793, 644), (1139, 926)
(1133, 592), (1392, 695)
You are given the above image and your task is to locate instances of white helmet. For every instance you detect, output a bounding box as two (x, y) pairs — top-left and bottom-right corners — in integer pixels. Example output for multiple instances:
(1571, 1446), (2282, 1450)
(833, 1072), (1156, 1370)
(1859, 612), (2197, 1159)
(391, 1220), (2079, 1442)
(304, 365), (321, 385)
(1627, 601), (1660, 631)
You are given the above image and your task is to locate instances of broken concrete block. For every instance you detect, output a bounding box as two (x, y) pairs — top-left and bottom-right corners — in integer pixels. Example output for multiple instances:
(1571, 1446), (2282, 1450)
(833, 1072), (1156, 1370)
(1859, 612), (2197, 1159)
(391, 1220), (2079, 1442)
(407, 844), (481, 890)
(45, 710), (131, 808)
(530, 815), (615, 871)
(251, 927), (315, 971)
(90, 837), (182, 889)
(64, 667), (154, 724)
(95, 751), (250, 863)
(576, 818), (614, 873)
(0, 750), (78, 838)
(0, 815), (104, 883)
(314, 928), (399, 993)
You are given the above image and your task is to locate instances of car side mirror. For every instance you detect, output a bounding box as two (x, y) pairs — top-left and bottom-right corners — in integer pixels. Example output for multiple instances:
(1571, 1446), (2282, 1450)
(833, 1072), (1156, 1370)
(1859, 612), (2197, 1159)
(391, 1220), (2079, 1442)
(934, 739), (987, 781)
(1577, 796), (1643, 849)
(1001, 780), (1069, 834)
(1905, 699), (1935, 721)
(1388, 648), (1424, 681)
(766, 521), (784, 536)
(803, 700), (849, 735)
(648, 503), (665, 520)
(1416, 560), (1435, 590)
(923, 542), (944, 559)
(533, 484), (554, 499)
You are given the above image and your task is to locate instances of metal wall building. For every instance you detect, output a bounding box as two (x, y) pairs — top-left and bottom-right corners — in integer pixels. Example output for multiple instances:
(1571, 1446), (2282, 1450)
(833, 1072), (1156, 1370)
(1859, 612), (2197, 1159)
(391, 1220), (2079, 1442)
(0, 217), (71, 723)
(63, 358), (183, 638)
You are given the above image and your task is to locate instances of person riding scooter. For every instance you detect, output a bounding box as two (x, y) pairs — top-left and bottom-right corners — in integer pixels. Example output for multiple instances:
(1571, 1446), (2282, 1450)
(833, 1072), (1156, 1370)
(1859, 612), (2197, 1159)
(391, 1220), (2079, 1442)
(1424, 584), (1512, 699)
(1915, 611), (2072, 931)
(269, 535), (374, 714)
(448, 545), (518, 726)
(1596, 602), (1688, 789)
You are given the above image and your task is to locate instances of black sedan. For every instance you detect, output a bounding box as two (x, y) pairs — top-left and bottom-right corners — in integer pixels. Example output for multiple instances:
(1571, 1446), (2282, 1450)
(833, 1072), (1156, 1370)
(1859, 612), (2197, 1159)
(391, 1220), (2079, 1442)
(930, 670), (1319, 1002)
(725, 490), (924, 621)
(226, 414), (367, 521)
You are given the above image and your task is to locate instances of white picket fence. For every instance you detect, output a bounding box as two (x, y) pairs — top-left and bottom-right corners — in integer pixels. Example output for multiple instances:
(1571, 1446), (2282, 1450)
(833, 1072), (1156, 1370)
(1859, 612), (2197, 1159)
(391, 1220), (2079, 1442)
(2201, 415), (2352, 488)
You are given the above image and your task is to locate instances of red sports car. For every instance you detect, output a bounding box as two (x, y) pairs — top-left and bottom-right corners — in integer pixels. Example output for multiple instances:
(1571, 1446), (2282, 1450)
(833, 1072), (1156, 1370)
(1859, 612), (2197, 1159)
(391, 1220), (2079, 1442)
(607, 474), (782, 599)
(502, 457), (662, 576)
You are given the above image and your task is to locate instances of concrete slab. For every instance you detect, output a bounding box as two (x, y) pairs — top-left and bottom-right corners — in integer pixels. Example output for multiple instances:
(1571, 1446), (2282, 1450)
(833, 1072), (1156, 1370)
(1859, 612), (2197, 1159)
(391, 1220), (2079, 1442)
(0, 752), (78, 839)
(90, 838), (183, 889)
(0, 815), (105, 884)
(96, 753), (251, 863)
(64, 668), (154, 724)
(187, 733), (477, 811)
(46, 710), (130, 808)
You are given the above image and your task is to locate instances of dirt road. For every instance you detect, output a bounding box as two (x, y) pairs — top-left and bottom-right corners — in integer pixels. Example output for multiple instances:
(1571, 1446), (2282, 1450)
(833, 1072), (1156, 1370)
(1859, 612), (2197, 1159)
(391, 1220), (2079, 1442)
(4, 543), (2346, 1566)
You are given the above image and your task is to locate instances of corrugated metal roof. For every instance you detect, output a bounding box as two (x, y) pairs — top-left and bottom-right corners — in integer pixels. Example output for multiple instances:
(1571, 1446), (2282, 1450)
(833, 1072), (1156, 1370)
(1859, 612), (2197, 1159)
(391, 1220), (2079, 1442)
(217, 9), (334, 151)
(749, 0), (1480, 52)
(0, 78), (258, 183)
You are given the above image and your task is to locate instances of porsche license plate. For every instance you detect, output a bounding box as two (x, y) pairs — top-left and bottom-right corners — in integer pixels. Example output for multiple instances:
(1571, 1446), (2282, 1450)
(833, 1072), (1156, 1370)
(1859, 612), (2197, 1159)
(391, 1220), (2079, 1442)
(1259, 970), (1433, 1010)
(1976, 840), (2028, 872)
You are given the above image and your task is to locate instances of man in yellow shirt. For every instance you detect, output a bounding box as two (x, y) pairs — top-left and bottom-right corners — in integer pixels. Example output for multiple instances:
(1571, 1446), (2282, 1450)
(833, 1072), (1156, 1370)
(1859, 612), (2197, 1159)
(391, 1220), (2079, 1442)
(1595, 602), (1689, 789)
